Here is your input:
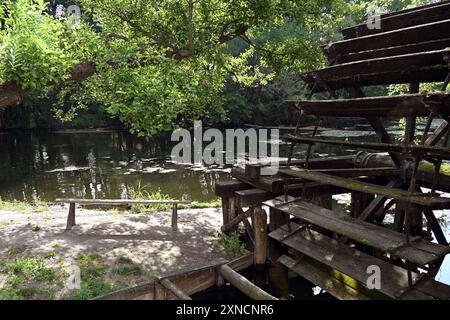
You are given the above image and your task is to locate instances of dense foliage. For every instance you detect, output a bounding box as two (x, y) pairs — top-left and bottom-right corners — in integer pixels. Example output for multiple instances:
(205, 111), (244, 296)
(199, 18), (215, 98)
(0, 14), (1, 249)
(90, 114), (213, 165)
(0, 0), (440, 135)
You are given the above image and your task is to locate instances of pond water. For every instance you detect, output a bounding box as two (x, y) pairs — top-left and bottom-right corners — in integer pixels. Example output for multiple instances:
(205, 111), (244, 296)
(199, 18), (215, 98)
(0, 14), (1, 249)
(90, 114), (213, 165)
(0, 121), (410, 202)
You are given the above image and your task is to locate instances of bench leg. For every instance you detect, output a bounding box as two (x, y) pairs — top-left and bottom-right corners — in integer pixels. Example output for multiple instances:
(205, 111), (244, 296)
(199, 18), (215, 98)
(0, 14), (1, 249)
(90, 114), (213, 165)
(66, 203), (76, 231)
(172, 203), (178, 231)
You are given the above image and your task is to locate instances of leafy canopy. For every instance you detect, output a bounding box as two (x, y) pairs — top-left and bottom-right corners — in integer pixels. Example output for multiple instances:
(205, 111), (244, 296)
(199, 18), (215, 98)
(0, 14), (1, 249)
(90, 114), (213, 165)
(1, 0), (350, 137)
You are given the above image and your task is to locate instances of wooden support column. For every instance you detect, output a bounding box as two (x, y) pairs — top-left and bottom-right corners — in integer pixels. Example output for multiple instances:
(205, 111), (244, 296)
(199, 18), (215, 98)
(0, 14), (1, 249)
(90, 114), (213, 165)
(269, 207), (289, 232)
(253, 207), (268, 267)
(221, 197), (230, 228)
(66, 202), (76, 231)
(394, 200), (406, 233)
(215, 180), (250, 234)
(228, 197), (237, 233)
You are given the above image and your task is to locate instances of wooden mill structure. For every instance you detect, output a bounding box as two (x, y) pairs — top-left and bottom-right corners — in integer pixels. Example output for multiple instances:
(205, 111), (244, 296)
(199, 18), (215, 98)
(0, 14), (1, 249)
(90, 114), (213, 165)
(216, 1), (450, 300)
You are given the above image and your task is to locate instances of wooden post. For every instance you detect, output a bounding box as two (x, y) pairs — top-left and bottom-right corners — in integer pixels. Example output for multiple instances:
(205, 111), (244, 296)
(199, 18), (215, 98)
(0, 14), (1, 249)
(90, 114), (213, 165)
(228, 197), (237, 234)
(253, 207), (268, 267)
(221, 197), (230, 231)
(171, 203), (178, 231)
(218, 265), (277, 300)
(66, 202), (76, 230)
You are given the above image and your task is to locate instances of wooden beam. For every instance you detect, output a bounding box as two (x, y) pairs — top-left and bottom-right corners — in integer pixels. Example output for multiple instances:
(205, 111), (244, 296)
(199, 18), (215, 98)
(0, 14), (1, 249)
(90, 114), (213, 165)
(279, 168), (450, 209)
(215, 180), (249, 197)
(158, 278), (192, 300)
(221, 208), (253, 234)
(284, 93), (450, 118)
(303, 49), (450, 92)
(218, 265), (278, 300)
(282, 135), (450, 161)
(425, 120), (449, 146)
(235, 189), (274, 208)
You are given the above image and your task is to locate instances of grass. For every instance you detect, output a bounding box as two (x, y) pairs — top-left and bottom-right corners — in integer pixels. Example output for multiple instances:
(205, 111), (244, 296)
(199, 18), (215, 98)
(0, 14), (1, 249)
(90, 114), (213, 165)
(7, 245), (26, 256)
(213, 232), (249, 255)
(0, 255), (65, 300)
(128, 182), (221, 214)
(114, 265), (142, 276)
(0, 251), (148, 300)
(419, 161), (450, 176)
(0, 197), (48, 213)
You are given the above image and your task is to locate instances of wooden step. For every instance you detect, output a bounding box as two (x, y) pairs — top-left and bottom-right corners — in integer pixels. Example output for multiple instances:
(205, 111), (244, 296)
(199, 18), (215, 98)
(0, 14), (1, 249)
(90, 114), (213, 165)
(325, 20), (450, 58)
(266, 200), (450, 266)
(302, 48), (450, 92)
(283, 93), (450, 118)
(270, 223), (419, 299)
(278, 168), (450, 209)
(341, 1), (450, 39)
(278, 255), (370, 300)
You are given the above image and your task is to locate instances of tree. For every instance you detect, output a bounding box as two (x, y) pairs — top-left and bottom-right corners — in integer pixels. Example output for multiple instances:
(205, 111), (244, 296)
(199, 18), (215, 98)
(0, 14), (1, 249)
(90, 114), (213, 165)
(1, 0), (349, 137)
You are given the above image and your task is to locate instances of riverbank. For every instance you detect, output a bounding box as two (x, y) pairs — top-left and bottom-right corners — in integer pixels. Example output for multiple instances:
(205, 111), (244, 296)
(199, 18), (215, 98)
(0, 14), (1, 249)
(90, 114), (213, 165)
(0, 205), (241, 300)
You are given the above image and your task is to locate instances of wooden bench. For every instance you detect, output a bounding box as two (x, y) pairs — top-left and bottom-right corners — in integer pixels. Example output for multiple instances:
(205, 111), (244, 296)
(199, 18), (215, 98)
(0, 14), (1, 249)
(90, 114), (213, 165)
(55, 198), (191, 231)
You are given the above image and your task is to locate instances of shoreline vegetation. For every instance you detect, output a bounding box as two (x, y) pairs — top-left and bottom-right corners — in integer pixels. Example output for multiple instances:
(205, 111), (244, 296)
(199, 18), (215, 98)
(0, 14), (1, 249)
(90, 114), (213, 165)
(0, 195), (239, 300)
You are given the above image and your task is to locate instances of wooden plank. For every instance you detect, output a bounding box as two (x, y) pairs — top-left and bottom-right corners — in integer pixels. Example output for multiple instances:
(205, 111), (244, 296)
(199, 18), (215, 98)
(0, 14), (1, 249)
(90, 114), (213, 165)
(214, 180), (249, 197)
(327, 20), (450, 57)
(55, 198), (191, 205)
(415, 278), (450, 300)
(282, 135), (450, 163)
(231, 167), (287, 193)
(279, 168), (450, 209)
(303, 49), (450, 92)
(284, 93), (450, 118)
(425, 120), (449, 146)
(278, 255), (370, 300)
(270, 223), (418, 298)
(219, 265), (278, 300)
(336, 38), (450, 64)
(235, 189), (274, 208)
(267, 199), (450, 265)
(312, 167), (400, 178)
(341, 1), (450, 39)
(245, 155), (355, 177)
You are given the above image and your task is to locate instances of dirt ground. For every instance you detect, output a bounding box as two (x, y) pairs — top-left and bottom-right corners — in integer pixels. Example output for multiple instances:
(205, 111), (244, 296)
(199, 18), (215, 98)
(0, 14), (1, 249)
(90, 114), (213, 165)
(0, 205), (237, 299)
